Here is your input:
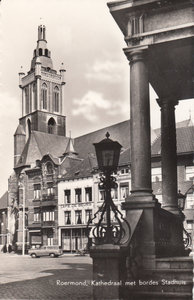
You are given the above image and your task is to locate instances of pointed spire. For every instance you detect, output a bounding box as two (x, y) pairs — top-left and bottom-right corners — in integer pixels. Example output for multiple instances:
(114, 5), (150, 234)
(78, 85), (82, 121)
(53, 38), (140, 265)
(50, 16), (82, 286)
(31, 25), (53, 71)
(63, 137), (78, 157)
(38, 24), (46, 41)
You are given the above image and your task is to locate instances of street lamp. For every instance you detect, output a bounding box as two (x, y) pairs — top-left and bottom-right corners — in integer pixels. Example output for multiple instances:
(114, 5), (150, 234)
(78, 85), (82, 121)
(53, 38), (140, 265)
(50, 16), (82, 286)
(88, 132), (130, 245)
(177, 190), (186, 211)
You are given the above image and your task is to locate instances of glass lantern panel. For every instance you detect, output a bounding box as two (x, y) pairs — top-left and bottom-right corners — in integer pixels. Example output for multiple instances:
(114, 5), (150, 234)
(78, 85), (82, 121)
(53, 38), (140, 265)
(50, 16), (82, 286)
(178, 198), (184, 210)
(102, 150), (114, 167)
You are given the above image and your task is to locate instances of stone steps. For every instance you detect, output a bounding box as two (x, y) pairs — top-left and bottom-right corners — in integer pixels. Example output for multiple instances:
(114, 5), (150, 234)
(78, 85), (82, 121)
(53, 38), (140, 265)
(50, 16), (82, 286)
(156, 257), (193, 270)
(143, 268), (193, 281)
(122, 256), (193, 300)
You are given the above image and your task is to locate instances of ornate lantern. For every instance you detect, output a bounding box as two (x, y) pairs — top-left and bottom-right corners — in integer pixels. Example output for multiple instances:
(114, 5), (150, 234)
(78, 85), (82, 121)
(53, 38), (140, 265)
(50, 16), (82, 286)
(177, 190), (186, 211)
(87, 132), (130, 246)
(93, 132), (122, 173)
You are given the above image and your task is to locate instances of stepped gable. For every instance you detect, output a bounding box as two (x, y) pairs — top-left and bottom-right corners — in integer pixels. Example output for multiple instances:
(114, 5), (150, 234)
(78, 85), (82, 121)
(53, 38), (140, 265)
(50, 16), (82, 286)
(0, 191), (8, 210)
(152, 126), (194, 156)
(15, 131), (70, 169)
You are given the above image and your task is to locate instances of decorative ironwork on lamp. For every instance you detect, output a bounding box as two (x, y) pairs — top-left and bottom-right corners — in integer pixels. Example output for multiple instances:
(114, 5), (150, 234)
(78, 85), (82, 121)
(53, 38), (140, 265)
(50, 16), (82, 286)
(87, 132), (130, 246)
(177, 190), (192, 250)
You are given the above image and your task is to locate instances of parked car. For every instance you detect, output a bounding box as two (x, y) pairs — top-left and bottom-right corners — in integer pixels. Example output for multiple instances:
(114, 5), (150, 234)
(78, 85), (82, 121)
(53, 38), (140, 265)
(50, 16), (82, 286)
(28, 246), (63, 258)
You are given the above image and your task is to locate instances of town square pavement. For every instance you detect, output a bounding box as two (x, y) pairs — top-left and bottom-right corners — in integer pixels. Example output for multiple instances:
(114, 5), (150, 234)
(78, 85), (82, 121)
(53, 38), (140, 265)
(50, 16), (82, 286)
(0, 253), (93, 300)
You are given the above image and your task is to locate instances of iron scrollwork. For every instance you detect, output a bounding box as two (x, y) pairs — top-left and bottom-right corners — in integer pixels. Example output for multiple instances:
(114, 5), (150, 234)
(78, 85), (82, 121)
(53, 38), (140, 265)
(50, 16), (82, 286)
(87, 171), (130, 246)
(183, 227), (192, 249)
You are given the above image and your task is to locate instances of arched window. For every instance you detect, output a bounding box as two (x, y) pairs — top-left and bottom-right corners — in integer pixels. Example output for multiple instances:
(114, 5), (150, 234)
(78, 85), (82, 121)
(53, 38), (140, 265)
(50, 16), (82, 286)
(54, 86), (59, 112)
(45, 49), (48, 57)
(27, 119), (31, 140)
(41, 83), (47, 110)
(48, 118), (56, 134)
(39, 48), (43, 56)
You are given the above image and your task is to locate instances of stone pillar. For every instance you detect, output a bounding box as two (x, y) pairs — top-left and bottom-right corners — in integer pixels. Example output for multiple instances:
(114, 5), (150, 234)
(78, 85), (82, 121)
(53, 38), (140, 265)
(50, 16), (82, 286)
(126, 49), (152, 196)
(158, 98), (179, 214)
(90, 245), (122, 300)
(122, 48), (158, 268)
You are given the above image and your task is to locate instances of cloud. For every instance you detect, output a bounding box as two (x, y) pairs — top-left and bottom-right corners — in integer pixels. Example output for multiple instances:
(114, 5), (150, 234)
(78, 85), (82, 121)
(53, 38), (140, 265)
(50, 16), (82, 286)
(72, 90), (129, 122)
(72, 91), (111, 122)
(107, 100), (130, 117)
(85, 60), (125, 83)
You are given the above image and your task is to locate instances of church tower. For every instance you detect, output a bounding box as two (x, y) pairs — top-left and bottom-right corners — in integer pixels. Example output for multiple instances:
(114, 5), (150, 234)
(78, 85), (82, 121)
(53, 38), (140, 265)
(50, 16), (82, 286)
(14, 25), (66, 167)
(18, 25), (66, 139)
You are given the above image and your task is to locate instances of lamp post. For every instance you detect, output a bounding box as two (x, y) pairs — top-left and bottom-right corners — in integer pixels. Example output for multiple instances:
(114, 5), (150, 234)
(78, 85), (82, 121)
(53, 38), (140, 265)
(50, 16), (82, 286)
(89, 132), (130, 245)
(89, 133), (130, 300)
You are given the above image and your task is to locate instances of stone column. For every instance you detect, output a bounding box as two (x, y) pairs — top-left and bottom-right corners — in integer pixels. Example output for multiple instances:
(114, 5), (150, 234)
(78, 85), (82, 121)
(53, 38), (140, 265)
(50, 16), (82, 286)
(158, 98), (179, 214)
(126, 49), (152, 196)
(122, 49), (158, 269)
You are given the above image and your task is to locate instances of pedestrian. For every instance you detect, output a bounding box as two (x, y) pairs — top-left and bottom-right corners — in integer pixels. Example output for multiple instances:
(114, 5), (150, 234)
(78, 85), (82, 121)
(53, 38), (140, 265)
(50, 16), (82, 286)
(8, 244), (12, 253)
(2, 244), (7, 253)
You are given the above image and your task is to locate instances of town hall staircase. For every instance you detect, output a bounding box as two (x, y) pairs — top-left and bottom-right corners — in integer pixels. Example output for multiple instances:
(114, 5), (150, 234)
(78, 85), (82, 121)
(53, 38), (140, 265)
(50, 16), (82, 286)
(123, 256), (193, 300)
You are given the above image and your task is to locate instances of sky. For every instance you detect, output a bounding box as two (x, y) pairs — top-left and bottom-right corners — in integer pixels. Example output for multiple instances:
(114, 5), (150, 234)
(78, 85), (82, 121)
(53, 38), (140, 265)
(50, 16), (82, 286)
(0, 0), (193, 197)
